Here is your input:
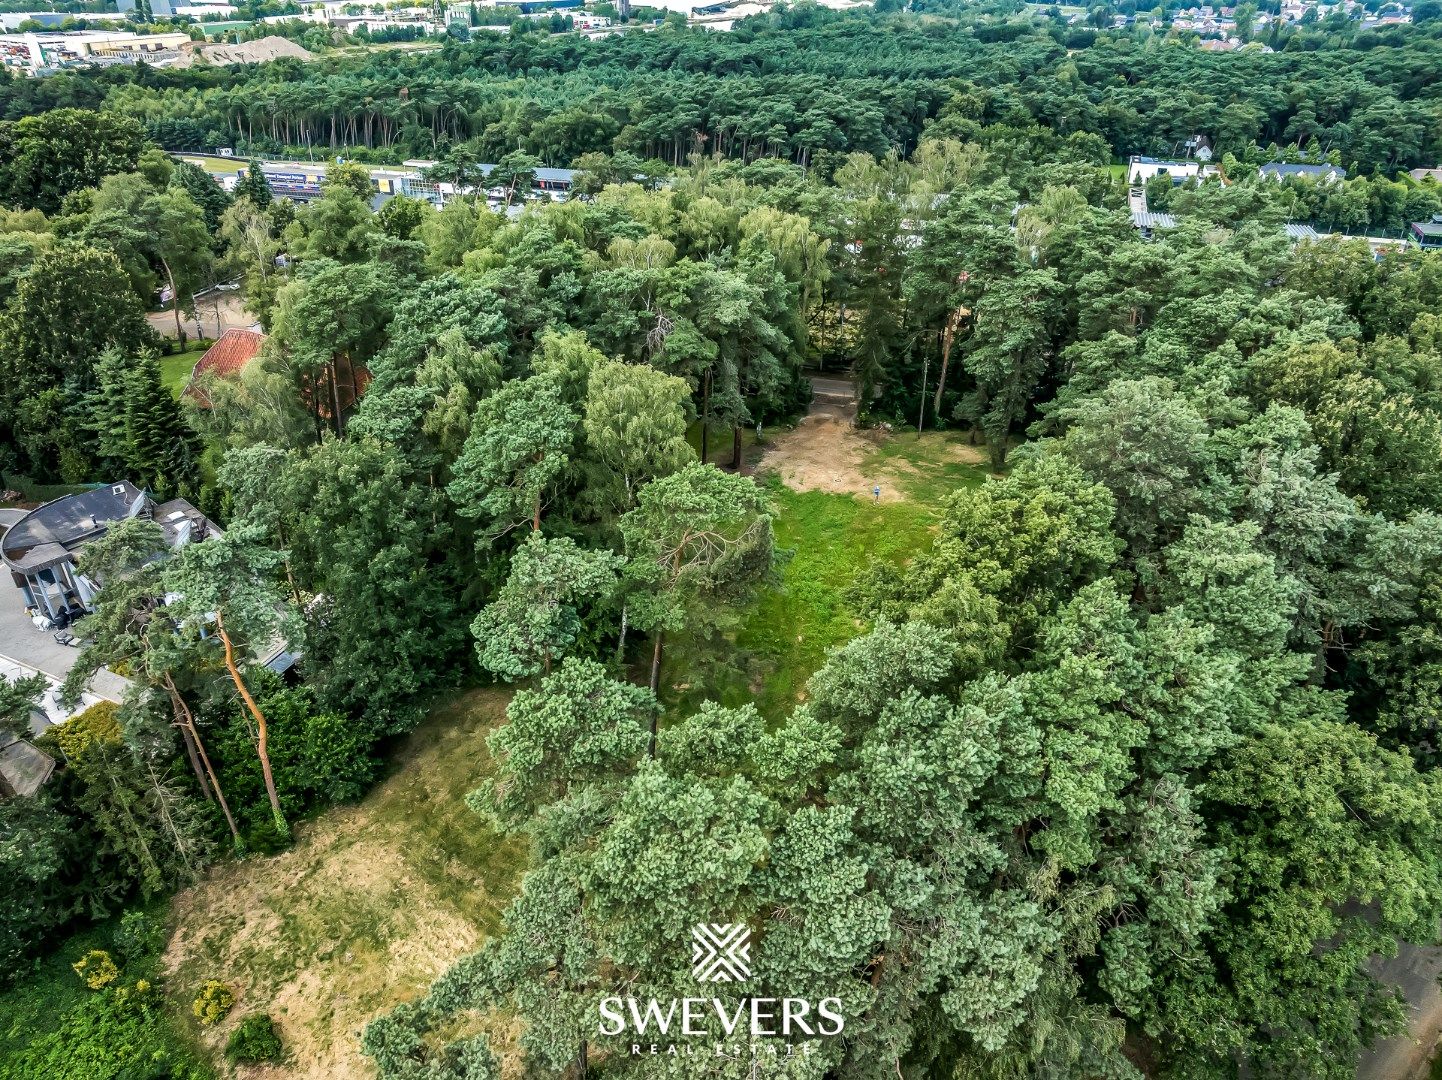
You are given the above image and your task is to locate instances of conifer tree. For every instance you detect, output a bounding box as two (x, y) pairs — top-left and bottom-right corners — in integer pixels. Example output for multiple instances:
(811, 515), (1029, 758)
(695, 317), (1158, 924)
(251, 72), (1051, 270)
(233, 160), (273, 208)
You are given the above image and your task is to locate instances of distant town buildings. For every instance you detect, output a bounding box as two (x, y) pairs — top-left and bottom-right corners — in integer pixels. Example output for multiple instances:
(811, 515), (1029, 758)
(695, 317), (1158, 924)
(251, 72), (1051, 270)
(0, 28), (190, 73)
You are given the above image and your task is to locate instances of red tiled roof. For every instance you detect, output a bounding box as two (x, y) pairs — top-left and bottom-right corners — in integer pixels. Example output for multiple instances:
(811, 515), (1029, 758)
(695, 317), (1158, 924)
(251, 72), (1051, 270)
(183, 328), (266, 407)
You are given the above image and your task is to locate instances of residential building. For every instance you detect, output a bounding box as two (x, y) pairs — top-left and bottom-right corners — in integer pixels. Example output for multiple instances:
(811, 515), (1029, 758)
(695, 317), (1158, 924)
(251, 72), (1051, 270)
(1126, 156), (1219, 187)
(1131, 210), (1177, 239)
(2, 482), (218, 627)
(1408, 167), (1442, 184)
(1409, 214), (1442, 250)
(183, 327), (266, 407)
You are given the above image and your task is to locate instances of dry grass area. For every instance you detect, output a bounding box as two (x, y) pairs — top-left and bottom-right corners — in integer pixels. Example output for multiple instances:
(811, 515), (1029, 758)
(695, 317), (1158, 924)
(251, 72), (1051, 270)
(162, 689), (524, 1079)
(760, 417), (992, 504)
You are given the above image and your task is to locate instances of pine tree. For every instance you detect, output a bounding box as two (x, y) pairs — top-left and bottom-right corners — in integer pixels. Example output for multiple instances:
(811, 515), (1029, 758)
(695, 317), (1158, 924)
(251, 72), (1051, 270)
(127, 354), (201, 498)
(86, 350), (201, 497)
(233, 160), (273, 208)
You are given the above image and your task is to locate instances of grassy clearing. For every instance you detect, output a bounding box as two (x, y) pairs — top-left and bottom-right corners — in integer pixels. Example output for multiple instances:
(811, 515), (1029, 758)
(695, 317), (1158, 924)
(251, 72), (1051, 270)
(662, 428), (989, 721)
(162, 688), (523, 1079)
(860, 428), (992, 503)
(158, 344), (207, 399)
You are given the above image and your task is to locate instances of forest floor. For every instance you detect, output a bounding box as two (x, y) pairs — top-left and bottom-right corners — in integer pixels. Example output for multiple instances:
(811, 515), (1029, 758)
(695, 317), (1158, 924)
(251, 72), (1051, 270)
(161, 689), (524, 1080)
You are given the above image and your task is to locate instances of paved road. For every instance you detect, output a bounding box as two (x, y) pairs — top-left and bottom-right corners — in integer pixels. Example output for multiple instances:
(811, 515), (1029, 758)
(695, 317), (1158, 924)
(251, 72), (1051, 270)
(809, 374), (857, 421)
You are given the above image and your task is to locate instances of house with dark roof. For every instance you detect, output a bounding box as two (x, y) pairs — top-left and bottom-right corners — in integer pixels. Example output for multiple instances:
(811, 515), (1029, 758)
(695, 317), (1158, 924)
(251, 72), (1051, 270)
(1259, 162), (1348, 183)
(1409, 214), (1442, 250)
(2, 481), (217, 626)
(183, 327), (266, 407)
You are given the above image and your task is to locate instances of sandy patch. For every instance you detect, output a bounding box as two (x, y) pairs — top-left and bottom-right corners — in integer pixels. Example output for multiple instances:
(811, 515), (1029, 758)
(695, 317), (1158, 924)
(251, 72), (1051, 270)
(149, 292), (258, 340)
(759, 416), (906, 503)
(161, 690), (523, 1080)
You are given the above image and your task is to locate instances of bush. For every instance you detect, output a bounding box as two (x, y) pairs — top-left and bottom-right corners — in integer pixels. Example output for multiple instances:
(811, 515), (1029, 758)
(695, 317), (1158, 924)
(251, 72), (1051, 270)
(211, 682), (380, 835)
(5, 976), (209, 1080)
(243, 817), (292, 856)
(71, 950), (118, 990)
(225, 1012), (283, 1064)
(113, 910), (160, 965)
(191, 979), (234, 1026)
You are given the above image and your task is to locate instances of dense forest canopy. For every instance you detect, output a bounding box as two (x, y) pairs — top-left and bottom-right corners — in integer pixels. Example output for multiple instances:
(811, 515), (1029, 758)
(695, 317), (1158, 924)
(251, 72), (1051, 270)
(4, 0), (1442, 170)
(6, 2), (1442, 1078)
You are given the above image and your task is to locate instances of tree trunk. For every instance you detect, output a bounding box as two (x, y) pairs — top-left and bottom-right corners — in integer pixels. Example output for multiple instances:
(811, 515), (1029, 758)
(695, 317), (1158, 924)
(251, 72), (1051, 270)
(215, 612), (288, 837)
(648, 627), (664, 757)
(577, 1040), (588, 1079)
(532, 491), (542, 533)
(933, 304), (965, 420)
(731, 357), (748, 472)
(175, 717), (211, 801)
(329, 359), (344, 438)
(700, 368), (711, 464)
(160, 255), (184, 340)
(615, 602), (628, 667)
(166, 672), (241, 847)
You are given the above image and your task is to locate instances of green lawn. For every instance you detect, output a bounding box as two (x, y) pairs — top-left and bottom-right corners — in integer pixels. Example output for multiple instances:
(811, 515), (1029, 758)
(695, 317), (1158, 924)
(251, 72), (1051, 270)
(158, 345), (207, 400)
(661, 431), (990, 722)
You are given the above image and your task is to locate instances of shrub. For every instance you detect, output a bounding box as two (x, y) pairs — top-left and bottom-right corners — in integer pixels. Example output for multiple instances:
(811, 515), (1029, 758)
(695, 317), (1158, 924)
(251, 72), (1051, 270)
(113, 909), (160, 965)
(71, 950), (119, 990)
(52, 701), (122, 760)
(5, 975), (209, 1080)
(225, 1012), (283, 1064)
(191, 979), (234, 1026)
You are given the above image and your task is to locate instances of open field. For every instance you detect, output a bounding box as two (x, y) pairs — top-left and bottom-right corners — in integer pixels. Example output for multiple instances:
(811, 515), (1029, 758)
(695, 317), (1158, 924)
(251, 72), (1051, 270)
(661, 418), (990, 720)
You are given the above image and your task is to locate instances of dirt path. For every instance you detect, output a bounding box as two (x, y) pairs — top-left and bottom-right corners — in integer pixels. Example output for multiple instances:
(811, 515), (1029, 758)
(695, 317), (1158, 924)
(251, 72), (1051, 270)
(1359, 942), (1442, 1080)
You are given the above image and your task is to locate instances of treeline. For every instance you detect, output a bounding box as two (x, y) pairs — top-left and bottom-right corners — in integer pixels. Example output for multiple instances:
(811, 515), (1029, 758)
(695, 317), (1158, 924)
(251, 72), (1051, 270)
(6, 1), (1442, 171)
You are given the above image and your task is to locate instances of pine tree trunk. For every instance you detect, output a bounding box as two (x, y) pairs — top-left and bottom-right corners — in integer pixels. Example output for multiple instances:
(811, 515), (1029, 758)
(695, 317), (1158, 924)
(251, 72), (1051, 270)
(215, 612), (288, 837)
(175, 717), (211, 801)
(166, 672), (240, 847)
(160, 255), (184, 341)
(329, 360), (344, 437)
(700, 368), (711, 464)
(731, 357), (748, 472)
(648, 627), (664, 757)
